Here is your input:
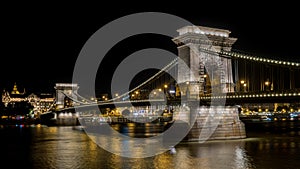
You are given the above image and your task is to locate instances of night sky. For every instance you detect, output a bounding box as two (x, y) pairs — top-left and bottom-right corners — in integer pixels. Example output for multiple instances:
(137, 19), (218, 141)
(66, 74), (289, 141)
(1, 2), (299, 95)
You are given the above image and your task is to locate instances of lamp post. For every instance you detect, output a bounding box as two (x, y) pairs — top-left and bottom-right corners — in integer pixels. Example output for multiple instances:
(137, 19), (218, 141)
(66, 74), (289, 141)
(265, 81), (270, 91)
(243, 83), (247, 92)
(240, 80), (246, 92)
(240, 80), (248, 92)
(135, 91), (139, 99)
(164, 84), (168, 89)
(203, 74), (207, 94)
(164, 84), (168, 99)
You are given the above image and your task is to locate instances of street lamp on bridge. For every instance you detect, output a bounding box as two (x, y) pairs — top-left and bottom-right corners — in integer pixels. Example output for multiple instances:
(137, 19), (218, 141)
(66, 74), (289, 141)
(163, 84), (169, 98)
(240, 80), (247, 92)
(265, 81), (270, 91)
(202, 74), (207, 94)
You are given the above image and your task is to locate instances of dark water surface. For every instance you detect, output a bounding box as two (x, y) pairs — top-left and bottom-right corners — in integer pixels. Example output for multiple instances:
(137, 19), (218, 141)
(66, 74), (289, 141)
(1, 122), (300, 169)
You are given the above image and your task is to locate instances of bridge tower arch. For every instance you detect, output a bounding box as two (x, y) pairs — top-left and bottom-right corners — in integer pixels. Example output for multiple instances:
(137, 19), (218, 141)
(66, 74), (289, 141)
(173, 25), (237, 98)
(54, 83), (79, 109)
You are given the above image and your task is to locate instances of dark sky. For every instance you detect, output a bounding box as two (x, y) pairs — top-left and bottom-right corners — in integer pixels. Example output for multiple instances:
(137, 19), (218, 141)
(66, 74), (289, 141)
(1, 2), (299, 95)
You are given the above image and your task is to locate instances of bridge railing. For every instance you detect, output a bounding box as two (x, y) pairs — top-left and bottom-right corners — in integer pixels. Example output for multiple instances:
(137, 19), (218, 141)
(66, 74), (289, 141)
(199, 89), (300, 100)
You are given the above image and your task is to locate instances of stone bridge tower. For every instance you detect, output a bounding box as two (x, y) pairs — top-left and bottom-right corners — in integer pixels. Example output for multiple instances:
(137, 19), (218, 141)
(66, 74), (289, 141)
(54, 83), (79, 109)
(173, 25), (237, 98)
(172, 26), (245, 141)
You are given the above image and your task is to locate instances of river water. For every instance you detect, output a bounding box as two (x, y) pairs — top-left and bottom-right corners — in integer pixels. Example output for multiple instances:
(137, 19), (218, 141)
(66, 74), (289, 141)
(1, 122), (300, 169)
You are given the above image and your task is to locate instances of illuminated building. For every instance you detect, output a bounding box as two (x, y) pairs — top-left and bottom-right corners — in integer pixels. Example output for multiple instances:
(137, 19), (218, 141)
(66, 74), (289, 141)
(1, 83), (55, 117)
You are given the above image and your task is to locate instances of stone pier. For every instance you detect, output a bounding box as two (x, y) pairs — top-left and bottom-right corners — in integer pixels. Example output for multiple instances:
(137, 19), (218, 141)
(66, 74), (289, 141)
(186, 106), (246, 141)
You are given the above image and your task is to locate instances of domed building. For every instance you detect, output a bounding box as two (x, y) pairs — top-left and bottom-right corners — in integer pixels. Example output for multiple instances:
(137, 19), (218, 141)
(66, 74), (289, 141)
(10, 82), (25, 95)
(1, 83), (55, 118)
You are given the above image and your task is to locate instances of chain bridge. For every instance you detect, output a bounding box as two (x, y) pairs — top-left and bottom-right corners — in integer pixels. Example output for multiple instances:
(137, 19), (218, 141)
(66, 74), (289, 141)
(41, 25), (300, 141)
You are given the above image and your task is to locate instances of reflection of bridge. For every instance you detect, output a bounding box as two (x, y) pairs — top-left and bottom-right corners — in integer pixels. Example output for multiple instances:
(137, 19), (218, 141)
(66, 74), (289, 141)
(42, 25), (300, 141)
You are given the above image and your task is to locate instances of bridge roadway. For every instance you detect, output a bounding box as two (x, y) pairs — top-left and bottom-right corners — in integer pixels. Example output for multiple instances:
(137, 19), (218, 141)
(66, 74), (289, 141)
(45, 90), (300, 114)
(200, 91), (300, 105)
(44, 99), (168, 114)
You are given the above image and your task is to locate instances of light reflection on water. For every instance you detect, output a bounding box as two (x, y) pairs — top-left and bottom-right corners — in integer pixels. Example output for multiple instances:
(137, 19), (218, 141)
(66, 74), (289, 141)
(1, 125), (300, 169)
(174, 140), (256, 169)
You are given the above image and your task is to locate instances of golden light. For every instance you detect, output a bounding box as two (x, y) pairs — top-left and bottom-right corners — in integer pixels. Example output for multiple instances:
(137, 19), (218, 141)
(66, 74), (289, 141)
(203, 74), (207, 78)
(102, 96), (105, 99)
(135, 91), (139, 95)
(265, 81), (270, 86)
(240, 80), (245, 84)
(243, 83), (247, 87)
(186, 82), (189, 85)
(115, 93), (119, 97)
(164, 84), (168, 88)
(131, 94), (135, 97)
(158, 88), (162, 92)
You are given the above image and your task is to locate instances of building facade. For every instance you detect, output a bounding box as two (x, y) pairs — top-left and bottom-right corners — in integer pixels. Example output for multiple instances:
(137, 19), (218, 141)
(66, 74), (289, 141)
(1, 83), (55, 117)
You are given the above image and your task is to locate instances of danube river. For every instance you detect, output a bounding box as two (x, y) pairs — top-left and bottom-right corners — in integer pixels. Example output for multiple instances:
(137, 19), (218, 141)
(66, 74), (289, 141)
(1, 122), (300, 169)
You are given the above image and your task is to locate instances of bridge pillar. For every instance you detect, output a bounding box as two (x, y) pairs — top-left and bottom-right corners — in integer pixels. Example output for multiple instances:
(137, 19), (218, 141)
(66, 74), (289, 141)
(172, 26), (246, 141)
(173, 26), (238, 96)
(54, 83), (79, 110)
(187, 106), (246, 141)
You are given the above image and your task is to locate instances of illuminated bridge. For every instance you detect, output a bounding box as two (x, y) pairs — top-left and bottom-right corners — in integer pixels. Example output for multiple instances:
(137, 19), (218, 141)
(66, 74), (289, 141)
(54, 48), (300, 111)
(41, 25), (300, 141)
